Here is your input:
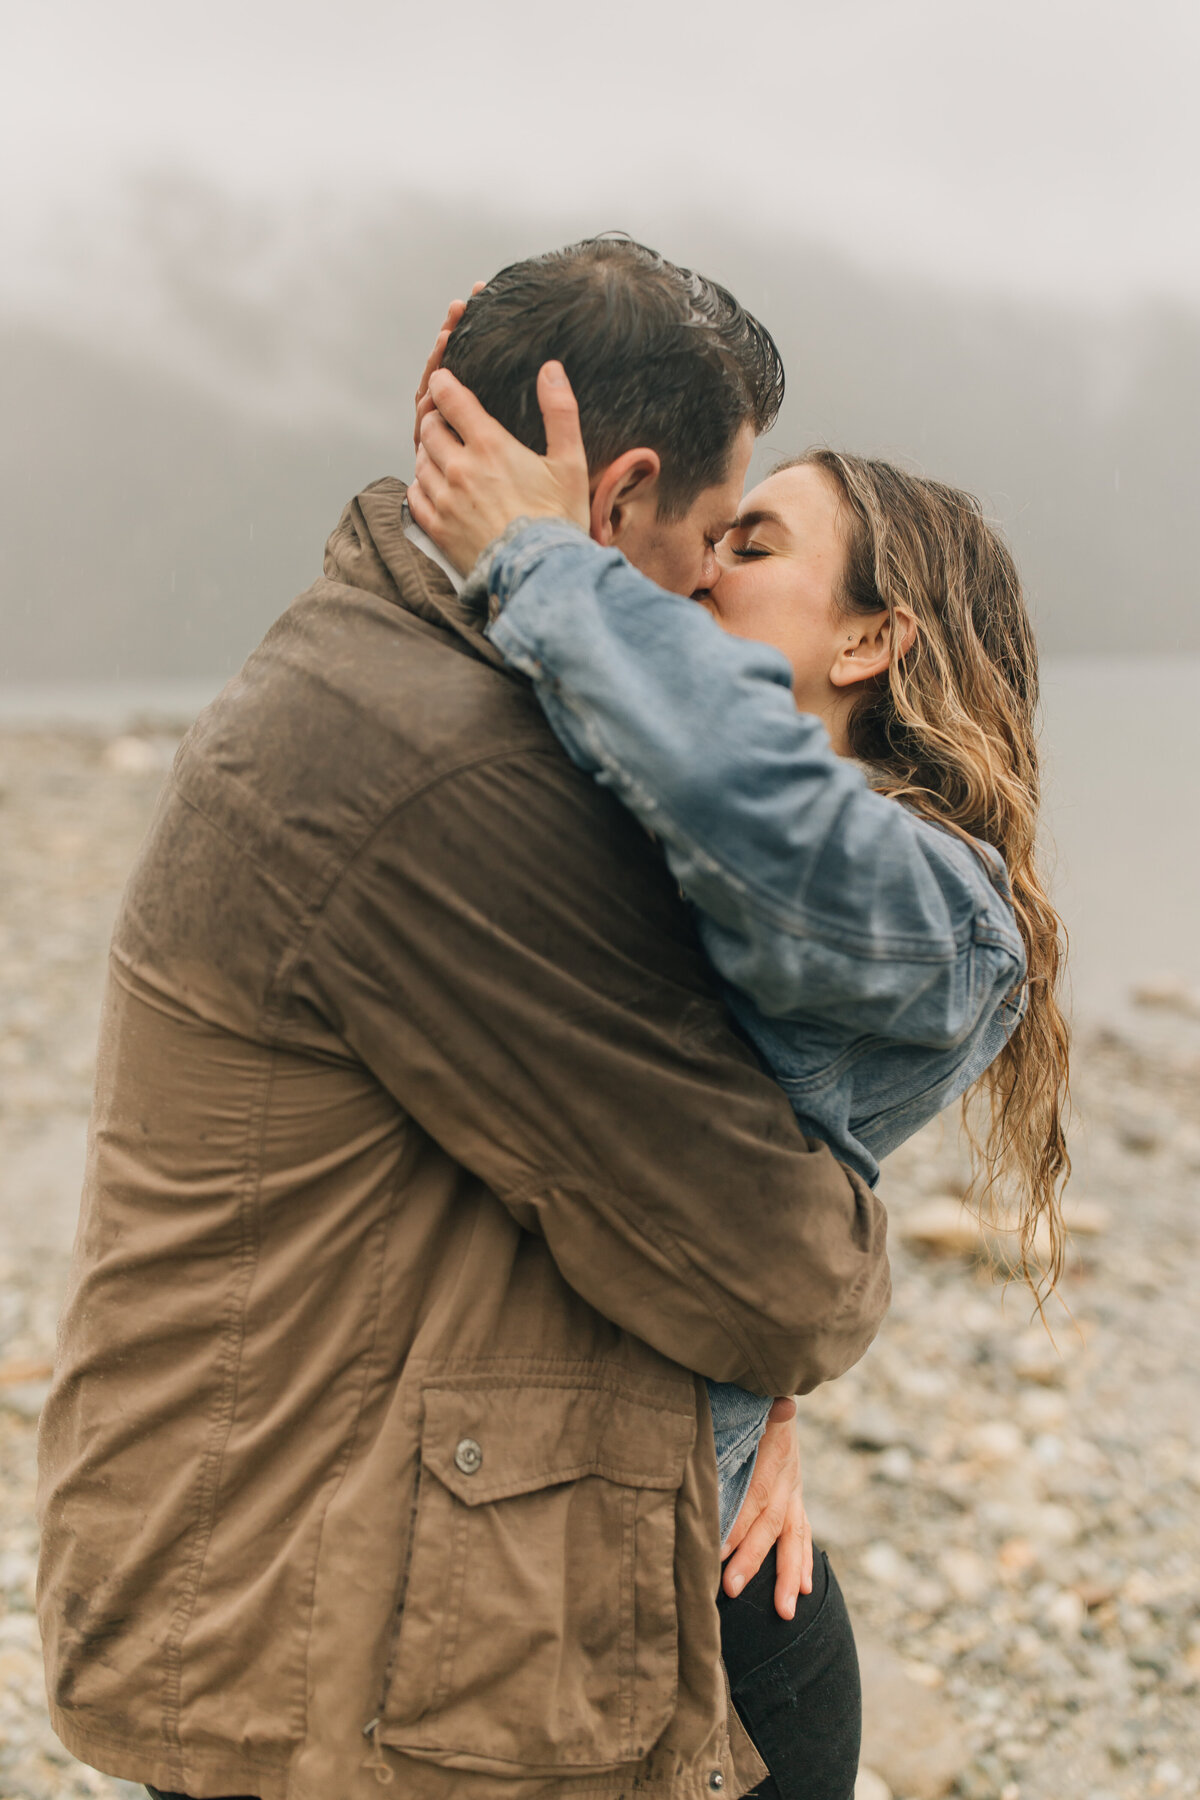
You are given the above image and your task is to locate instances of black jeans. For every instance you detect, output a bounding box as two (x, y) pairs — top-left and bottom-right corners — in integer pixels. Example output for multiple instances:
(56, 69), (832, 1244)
(718, 1543), (862, 1800)
(147, 1544), (859, 1800)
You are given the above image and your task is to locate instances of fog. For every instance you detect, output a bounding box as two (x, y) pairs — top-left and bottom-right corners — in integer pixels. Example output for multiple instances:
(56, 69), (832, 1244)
(2, 176), (1198, 680)
(6, 0), (1200, 302)
(2, 0), (1197, 679)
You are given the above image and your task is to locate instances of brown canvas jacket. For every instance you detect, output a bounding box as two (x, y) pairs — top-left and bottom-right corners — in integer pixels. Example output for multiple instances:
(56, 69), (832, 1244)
(37, 479), (890, 1800)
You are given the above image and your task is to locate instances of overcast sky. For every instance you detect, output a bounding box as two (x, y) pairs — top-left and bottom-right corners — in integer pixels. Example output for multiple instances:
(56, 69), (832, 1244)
(4, 0), (1198, 309)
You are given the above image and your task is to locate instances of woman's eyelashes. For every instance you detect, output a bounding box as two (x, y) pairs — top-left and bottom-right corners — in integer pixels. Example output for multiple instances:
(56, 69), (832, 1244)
(730, 544), (770, 559)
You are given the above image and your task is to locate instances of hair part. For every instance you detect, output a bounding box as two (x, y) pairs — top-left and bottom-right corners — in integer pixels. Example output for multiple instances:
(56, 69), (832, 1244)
(784, 449), (1072, 1299)
(442, 235), (784, 518)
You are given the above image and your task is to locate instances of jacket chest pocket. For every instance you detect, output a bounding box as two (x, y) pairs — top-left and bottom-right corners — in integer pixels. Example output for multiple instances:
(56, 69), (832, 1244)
(380, 1375), (696, 1777)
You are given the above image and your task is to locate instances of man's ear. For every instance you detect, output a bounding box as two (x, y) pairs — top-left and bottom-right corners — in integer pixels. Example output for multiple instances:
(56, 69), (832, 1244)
(829, 605), (918, 688)
(590, 448), (662, 546)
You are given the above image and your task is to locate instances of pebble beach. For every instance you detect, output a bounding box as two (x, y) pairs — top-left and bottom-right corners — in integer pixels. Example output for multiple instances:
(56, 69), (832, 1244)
(1, 722), (1197, 1800)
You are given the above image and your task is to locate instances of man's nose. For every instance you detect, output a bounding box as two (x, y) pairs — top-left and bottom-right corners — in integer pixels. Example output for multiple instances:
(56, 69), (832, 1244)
(696, 545), (721, 593)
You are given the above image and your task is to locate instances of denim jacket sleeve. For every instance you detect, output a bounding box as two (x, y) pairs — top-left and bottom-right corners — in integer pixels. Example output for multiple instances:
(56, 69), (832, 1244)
(479, 520), (1027, 1047)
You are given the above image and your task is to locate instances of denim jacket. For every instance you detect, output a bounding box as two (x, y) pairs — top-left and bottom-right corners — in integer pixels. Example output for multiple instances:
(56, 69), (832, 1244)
(475, 519), (1027, 1537)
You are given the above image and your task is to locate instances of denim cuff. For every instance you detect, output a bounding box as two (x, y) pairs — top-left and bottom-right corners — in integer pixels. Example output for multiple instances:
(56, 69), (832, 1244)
(463, 516), (591, 623)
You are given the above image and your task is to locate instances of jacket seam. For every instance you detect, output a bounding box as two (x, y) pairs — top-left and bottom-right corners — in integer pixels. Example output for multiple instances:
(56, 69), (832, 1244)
(46, 1710), (288, 1773)
(301, 1143), (415, 1736)
(172, 738), (549, 920)
(159, 1045), (276, 1755)
(504, 1177), (789, 1397)
(419, 1369), (695, 1413)
(290, 744), (695, 997)
(176, 742), (707, 1023)
(831, 1227), (889, 1324)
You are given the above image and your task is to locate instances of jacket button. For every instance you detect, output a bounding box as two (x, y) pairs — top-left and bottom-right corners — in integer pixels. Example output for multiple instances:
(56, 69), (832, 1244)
(708, 1774), (725, 1791)
(454, 1437), (483, 1476)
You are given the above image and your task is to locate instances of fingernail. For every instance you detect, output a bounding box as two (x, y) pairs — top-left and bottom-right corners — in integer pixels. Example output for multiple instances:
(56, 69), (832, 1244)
(544, 361), (567, 385)
(728, 1573), (744, 1596)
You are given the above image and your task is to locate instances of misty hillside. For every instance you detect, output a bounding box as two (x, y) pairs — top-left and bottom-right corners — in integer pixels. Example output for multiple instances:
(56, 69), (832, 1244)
(2, 179), (1197, 680)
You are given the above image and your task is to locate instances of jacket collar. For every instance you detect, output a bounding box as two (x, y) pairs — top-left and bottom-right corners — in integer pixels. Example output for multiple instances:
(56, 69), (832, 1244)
(322, 476), (508, 672)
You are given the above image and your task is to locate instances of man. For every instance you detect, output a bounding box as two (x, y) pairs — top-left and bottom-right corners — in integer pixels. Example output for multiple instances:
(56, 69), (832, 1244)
(38, 236), (889, 1800)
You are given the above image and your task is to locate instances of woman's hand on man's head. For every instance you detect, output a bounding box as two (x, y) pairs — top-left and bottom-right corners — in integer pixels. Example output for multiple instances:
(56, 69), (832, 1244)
(720, 1396), (814, 1621)
(408, 361), (592, 576)
(413, 285), (485, 455)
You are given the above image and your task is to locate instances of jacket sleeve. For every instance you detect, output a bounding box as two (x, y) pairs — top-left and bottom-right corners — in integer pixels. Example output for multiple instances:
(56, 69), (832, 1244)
(311, 744), (889, 1397)
(484, 524), (1027, 1048)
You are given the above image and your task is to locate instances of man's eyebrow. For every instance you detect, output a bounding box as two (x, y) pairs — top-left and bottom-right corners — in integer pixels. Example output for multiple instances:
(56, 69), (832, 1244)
(733, 507), (788, 532)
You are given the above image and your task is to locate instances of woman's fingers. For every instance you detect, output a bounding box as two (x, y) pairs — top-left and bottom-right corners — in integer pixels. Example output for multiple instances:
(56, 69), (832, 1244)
(409, 352), (589, 571)
(536, 362), (582, 461)
(413, 319), (458, 453)
(418, 406), (466, 475)
(415, 389), (439, 442)
(772, 1502), (814, 1621)
(413, 441), (449, 509)
(536, 362), (590, 530)
(406, 474), (433, 532)
(721, 1409), (810, 1619)
(412, 294), (477, 453)
(426, 368), (495, 447)
(723, 1487), (786, 1600)
(418, 326), (452, 390)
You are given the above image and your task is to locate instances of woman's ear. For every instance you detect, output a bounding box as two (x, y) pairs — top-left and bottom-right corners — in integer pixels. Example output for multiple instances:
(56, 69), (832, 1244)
(830, 605), (918, 688)
(590, 448), (661, 545)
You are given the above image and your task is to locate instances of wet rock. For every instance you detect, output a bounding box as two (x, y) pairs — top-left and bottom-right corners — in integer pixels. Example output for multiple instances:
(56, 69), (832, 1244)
(938, 1547), (992, 1603)
(0, 1378), (51, 1420)
(965, 1421), (1025, 1464)
(102, 735), (177, 775)
(854, 1770), (891, 1800)
(1131, 977), (1200, 1020)
(1111, 1105), (1170, 1154)
(1016, 1388), (1068, 1431)
(858, 1637), (969, 1799)
(1045, 1588), (1086, 1635)
(0, 1356), (54, 1385)
(954, 1752), (1011, 1799)
(861, 1541), (916, 1589)
(1008, 1331), (1073, 1385)
(873, 1445), (915, 1483)
(898, 1196), (986, 1257)
(845, 1402), (906, 1450)
(1061, 1199), (1110, 1236)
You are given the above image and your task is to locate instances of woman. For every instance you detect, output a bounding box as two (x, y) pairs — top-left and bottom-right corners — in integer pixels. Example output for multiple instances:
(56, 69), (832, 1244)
(408, 352), (1071, 1800)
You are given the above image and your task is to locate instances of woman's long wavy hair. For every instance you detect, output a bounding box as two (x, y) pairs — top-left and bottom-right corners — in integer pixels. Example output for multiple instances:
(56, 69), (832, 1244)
(783, 451), (1071, 1293)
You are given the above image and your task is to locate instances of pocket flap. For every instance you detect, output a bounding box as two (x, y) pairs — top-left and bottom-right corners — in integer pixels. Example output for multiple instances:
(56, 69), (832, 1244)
(420, 1375), (697, 1507)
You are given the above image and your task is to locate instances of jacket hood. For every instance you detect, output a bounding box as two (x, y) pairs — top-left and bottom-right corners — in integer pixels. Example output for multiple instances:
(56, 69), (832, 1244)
(322, 476), (507, 671)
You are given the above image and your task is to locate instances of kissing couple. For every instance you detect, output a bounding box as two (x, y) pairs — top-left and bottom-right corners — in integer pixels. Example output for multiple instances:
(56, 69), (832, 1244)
(39, 236), (1069, 1800)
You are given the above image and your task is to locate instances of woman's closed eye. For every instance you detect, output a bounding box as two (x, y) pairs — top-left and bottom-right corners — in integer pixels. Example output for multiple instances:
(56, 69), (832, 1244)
(730, 543), (771, 559)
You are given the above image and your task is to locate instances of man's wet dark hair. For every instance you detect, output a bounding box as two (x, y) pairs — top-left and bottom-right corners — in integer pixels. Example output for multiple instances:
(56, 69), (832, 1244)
(441, 235), (785, 518)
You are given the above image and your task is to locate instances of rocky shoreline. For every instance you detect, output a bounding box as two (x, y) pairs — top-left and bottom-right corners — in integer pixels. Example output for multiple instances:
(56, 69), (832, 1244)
(1, 724), (1197, 1800)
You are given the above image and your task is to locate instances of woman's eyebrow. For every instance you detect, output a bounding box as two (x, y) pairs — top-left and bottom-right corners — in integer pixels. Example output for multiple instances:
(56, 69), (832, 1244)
(733, 507), (788, 533)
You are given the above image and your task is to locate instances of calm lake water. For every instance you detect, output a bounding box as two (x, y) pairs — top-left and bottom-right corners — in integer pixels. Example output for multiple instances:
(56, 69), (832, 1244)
(3, 656), (1197, 1027)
